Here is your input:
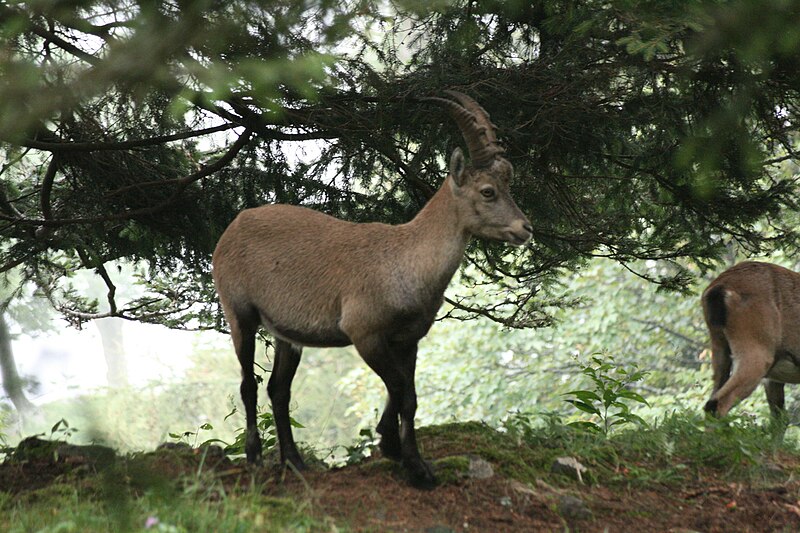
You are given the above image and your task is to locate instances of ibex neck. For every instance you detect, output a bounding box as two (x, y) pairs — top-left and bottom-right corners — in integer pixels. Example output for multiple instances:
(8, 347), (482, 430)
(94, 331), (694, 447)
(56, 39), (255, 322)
(403, 177), (469, 294)
(410, 176), (465, 231)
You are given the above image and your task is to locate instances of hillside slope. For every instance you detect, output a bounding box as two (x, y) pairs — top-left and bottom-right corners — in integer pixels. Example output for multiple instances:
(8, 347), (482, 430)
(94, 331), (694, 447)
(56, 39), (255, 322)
(2, 419), (799, 531)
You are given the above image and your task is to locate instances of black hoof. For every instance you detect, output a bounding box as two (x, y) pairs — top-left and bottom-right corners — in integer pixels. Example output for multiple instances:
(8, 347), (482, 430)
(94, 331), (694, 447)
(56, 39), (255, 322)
(284, 453), (307, 472)
(405, 459), (437, 490)
(704, 399), (719, 417)
(246, 455), (263, 467)
(245, 431), (263, 464)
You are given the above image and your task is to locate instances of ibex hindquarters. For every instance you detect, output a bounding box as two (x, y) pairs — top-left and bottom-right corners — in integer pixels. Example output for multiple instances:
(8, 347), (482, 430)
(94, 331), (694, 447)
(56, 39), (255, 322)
(703, 261), (800, 420)
(212, 91), (532, 488)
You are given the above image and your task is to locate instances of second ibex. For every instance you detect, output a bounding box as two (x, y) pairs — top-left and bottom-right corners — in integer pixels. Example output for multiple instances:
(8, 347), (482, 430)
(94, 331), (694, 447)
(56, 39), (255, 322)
(703, 261), (800, 422)
(212, 91), (532, 488)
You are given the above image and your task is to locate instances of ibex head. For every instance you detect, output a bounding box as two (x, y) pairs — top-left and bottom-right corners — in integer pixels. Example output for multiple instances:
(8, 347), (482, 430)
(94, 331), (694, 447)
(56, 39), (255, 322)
(431, 90), (532, 246)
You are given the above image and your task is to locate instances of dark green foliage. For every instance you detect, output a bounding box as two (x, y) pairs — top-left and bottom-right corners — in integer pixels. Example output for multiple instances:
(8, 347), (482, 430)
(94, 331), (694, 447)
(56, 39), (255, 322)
(502, 409), (799, 487)
(0, 1), (799, 328)
(222, 410), (303, 459)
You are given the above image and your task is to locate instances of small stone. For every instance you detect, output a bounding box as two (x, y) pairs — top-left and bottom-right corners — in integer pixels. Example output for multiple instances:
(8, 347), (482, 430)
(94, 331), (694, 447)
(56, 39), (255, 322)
(499, 496), (513, 507)
(551, 456), (587, 483)
(467, 455), (494, 479)
(558, 495), (592, 521)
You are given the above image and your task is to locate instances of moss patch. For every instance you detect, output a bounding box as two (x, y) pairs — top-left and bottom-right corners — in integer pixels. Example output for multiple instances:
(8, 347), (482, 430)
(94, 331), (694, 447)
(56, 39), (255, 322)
(432, 455), (470, 484)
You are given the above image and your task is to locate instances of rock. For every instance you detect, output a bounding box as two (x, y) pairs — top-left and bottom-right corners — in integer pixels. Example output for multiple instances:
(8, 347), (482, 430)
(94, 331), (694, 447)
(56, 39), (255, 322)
(13, 437), (115, 466)
(551, 456), (587, 483)
(431, 455), (494, 483)
(13, 436), (57, 461)
(558, 495), (592, 521)
(467, 455), (494, 479)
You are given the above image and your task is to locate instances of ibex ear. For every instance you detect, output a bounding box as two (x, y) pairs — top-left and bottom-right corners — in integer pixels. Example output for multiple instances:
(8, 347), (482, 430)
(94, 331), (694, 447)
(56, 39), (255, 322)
(449, 147), (466, 186)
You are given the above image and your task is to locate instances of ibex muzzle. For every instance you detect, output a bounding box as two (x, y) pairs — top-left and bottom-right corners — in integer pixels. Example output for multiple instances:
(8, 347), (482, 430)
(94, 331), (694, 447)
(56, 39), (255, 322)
(212, 91), (531, 488)
(703, 261), (800, 421)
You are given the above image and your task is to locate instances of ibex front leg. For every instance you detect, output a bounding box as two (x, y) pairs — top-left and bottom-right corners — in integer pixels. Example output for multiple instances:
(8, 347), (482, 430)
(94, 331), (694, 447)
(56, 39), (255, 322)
(357, 335), (436, 489)
(375, 383), (402, 461)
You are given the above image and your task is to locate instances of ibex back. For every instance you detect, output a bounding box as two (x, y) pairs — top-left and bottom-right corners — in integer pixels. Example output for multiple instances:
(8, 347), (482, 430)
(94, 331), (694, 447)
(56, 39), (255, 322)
(703, 261), (800, 420)
(212, 91), (532, 488)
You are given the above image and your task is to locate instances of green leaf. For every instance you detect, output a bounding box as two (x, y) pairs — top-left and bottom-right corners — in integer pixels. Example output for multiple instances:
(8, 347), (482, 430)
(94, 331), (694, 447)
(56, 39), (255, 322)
(567, 421), (602, 433)
(565, 399), (601, 415)
(51, 419), (67, 433)
(617, 390), (650, 405)
(199, 438), (229, 447)
(564, 390), (602, 403)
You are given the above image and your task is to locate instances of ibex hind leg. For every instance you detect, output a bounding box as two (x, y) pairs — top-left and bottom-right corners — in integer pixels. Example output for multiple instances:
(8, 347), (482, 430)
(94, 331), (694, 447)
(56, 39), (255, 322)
(268, 339), (305, 470)
(708, 340), (774, 417)
(704, 332), (732, 416)
(230, 314), (262, 464)
(765, 379), (786, 417)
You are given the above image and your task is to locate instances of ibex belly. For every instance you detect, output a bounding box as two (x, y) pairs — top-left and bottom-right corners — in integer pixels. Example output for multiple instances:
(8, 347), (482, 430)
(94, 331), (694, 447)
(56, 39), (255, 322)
(258, 308), (352, 348)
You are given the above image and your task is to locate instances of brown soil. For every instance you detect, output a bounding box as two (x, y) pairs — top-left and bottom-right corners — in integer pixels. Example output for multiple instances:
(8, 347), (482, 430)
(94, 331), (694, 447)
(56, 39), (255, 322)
(261, 462), (800, 532)
(3, 436), (800, 532)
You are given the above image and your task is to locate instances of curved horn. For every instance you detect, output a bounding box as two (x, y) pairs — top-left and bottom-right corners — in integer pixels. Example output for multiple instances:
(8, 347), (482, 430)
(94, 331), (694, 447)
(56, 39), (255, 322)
(424, 91), (505, 168)
(443, 90), (500, 145)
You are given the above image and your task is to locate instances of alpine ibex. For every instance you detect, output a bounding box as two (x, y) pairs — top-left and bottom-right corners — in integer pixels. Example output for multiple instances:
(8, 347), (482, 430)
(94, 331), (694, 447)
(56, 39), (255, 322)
(703, 261), (800, 420)
(212, 91), (532, 488)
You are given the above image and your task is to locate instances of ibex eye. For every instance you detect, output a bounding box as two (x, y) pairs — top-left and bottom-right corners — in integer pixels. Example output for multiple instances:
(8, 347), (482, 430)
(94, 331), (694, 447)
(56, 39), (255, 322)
(480, 187), (496, 199)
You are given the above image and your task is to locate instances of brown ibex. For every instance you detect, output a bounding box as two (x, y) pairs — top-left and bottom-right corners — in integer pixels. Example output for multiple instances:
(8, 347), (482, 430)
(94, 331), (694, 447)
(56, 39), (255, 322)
(703, 261), (800, 421)
(212, 91), (532, 488)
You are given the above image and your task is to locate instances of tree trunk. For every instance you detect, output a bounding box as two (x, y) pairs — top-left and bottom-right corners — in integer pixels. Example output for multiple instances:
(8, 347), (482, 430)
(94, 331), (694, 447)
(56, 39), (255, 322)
(95, 317), (129, 387)
(0, 310), (35, 416)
